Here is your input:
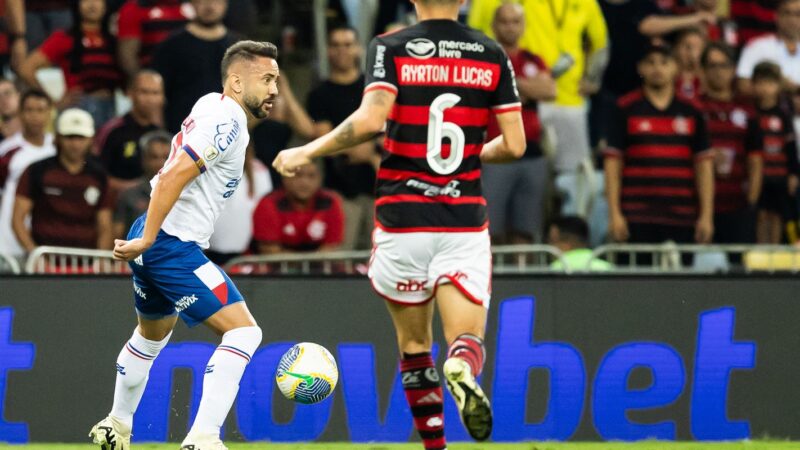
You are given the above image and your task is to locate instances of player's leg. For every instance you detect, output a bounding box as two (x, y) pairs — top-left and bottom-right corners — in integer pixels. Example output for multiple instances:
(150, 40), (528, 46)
(430, 231), (493, 441)
(176, 267), (261, 449)
(370, 229), (446, 450)
(385, 300), (448, 450)
(90, 272), (177, 450)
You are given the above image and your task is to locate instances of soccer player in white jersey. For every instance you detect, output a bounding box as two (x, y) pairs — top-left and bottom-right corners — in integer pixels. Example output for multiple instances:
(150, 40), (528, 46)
(88, 40), (279, 450)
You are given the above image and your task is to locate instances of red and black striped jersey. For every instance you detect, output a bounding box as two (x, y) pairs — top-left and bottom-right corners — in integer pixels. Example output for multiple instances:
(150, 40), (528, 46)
(364, 19), (521, 232)
(755, 105), (798, 181)
(697, 95), (763, 213)
(730, 0), (778, 45)
(117, 0), (190, 67)
(605, 90), (712, 227)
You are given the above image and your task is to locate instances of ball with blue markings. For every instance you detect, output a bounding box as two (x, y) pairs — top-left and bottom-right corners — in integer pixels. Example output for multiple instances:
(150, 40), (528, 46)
(275, 342), (338, 404)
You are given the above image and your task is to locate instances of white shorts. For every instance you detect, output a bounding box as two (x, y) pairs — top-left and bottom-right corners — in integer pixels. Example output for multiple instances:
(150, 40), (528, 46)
(368, 228), (492, 308)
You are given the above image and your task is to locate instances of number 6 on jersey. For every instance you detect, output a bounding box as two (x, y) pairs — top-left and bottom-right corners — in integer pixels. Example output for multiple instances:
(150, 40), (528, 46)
(427, 93), (465, 175)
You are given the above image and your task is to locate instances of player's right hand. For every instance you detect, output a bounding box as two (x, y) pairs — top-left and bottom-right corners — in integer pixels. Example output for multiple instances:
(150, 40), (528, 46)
(113, 238), (151, 261)
(273, 146), (312, 177)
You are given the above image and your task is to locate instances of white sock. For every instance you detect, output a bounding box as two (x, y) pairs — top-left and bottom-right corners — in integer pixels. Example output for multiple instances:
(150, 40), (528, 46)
(110, 328), (171, 428)
(189, 326), (262, 436)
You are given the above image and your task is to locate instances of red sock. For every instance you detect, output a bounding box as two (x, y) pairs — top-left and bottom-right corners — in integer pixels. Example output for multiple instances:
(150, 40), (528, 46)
(400, 352), (446, 450)
(447, 334), (485, 376)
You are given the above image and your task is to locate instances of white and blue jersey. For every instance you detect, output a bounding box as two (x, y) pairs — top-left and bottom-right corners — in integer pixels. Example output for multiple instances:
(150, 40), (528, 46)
(129, 93), (249, 327)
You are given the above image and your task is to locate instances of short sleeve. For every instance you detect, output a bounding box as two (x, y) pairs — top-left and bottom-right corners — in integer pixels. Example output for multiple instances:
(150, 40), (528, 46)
(692, 109), (712, 157)
(179, 107), (244, 173)
(117, 1), (142, 39)
(736, 41), (760, 79)
(364, 36), (399, 95)
(39, 30), (72, 65)
(491, 48), (522, 113)
(15, 166), (31, 199)
(322, 193), (344, 245)
(745, 117), (764, 155)
(604, 102), (627, 158)
(252, 195), (281, 243)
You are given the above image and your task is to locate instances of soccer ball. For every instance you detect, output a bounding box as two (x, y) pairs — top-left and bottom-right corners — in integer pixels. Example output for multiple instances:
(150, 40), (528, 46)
(275, 342), (338, 404)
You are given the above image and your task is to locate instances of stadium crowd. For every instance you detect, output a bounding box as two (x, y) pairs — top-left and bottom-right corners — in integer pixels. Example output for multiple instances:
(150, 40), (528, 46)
(0, 0), (799, 265)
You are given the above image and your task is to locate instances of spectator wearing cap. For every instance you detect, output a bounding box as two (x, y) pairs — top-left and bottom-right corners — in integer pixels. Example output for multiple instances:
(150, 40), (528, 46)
(548, 215), (613, 271)
(751, 62), (799, 243)
(152, 0), (238, 133)
(699, 42), (764, 244)
(112, 129), (170, 239)
(0, 89), (56, 256)
(604, 44), (715, 244)
(483, 3), (555, 244)
(0, 78), (21, 140)
(94, 70), (164, 192)
(737, 0), (800, 96)
(674, 28), (707, 100)
(12, 108), (113, 252)
(18, 0), (123, 127)
(117, 0), (192, 78)
(253, 163), (344, 255)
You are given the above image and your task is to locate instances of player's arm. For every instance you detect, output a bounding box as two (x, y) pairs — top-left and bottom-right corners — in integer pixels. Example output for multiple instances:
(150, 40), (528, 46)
(12, 195), (36, 252)
(113, 152), (200, 260)
(480, 110), (526, 163)
(747, 154), (764, 206)
(273, 89), (395, 177)
(516, 72), (556, 103)
(694, 156), (714, 243)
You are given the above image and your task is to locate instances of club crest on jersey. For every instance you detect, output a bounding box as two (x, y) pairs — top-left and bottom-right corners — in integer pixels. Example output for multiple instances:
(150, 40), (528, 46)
(214, 120), (240, 152)
(406, 38), (436, 59)
(204, 145), (219, 161)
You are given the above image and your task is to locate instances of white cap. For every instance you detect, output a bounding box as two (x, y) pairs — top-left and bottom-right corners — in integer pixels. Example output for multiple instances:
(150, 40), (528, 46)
(57, 108), (95, 137)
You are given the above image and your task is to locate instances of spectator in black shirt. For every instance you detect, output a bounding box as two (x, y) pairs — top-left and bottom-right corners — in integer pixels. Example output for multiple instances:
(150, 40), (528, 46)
(152, 0), (239, 132)
(306, 24), (378, 250)
(112, 129), (170, 239)
(94, 70), (164, 192)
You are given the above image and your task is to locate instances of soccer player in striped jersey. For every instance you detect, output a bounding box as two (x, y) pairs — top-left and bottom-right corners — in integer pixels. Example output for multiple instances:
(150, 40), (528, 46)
(89, 41), (279, 450)
(274, 0), (525, 447)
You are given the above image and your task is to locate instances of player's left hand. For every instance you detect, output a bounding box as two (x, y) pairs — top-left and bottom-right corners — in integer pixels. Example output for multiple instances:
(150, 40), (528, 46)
(273, 146), (312, 177)
(113, 238), (151, 261)
(695, 216), (714, 244)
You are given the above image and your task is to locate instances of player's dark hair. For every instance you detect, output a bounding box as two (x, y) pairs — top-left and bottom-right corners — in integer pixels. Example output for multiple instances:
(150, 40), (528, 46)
(328, 23), (359, 42)
(752, 61), (782, 82)
(19, 89), (52, 109)
(139, 129), (173, 156)
(220, 40), (279, 83)
(550, 216), (590, 246)
(701, 42), (736, 67)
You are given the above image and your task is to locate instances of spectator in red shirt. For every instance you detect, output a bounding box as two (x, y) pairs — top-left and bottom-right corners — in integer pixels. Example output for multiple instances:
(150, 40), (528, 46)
(253, 163), (344, 254)
(674, 28), (706, 100)
(12, 108), (113, 252)
(699, 42), (764, 243)
(672, 0), (740, 47)
(604, 44), (715, 244)
(18, 0), (122, 127)
(483, 3), (555, 244)
(117, 0), (192, 78)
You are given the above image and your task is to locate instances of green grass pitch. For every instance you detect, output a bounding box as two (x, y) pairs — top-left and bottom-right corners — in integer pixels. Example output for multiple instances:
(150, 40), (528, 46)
(1, 442), (798, 450)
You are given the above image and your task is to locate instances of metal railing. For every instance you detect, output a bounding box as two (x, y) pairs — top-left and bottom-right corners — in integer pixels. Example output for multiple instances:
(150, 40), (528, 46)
(24, 246), (131, 275)
(0, 252), (21, 274)
(590, 243), (800, 274)
(9, 244), (800, 276)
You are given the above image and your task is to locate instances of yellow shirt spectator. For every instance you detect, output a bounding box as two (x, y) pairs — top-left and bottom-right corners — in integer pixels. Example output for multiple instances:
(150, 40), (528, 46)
(468, 0), (608, 106)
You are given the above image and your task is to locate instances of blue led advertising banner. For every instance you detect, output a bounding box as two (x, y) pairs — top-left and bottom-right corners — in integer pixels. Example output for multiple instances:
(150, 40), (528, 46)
(0, 276), (797, 443)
